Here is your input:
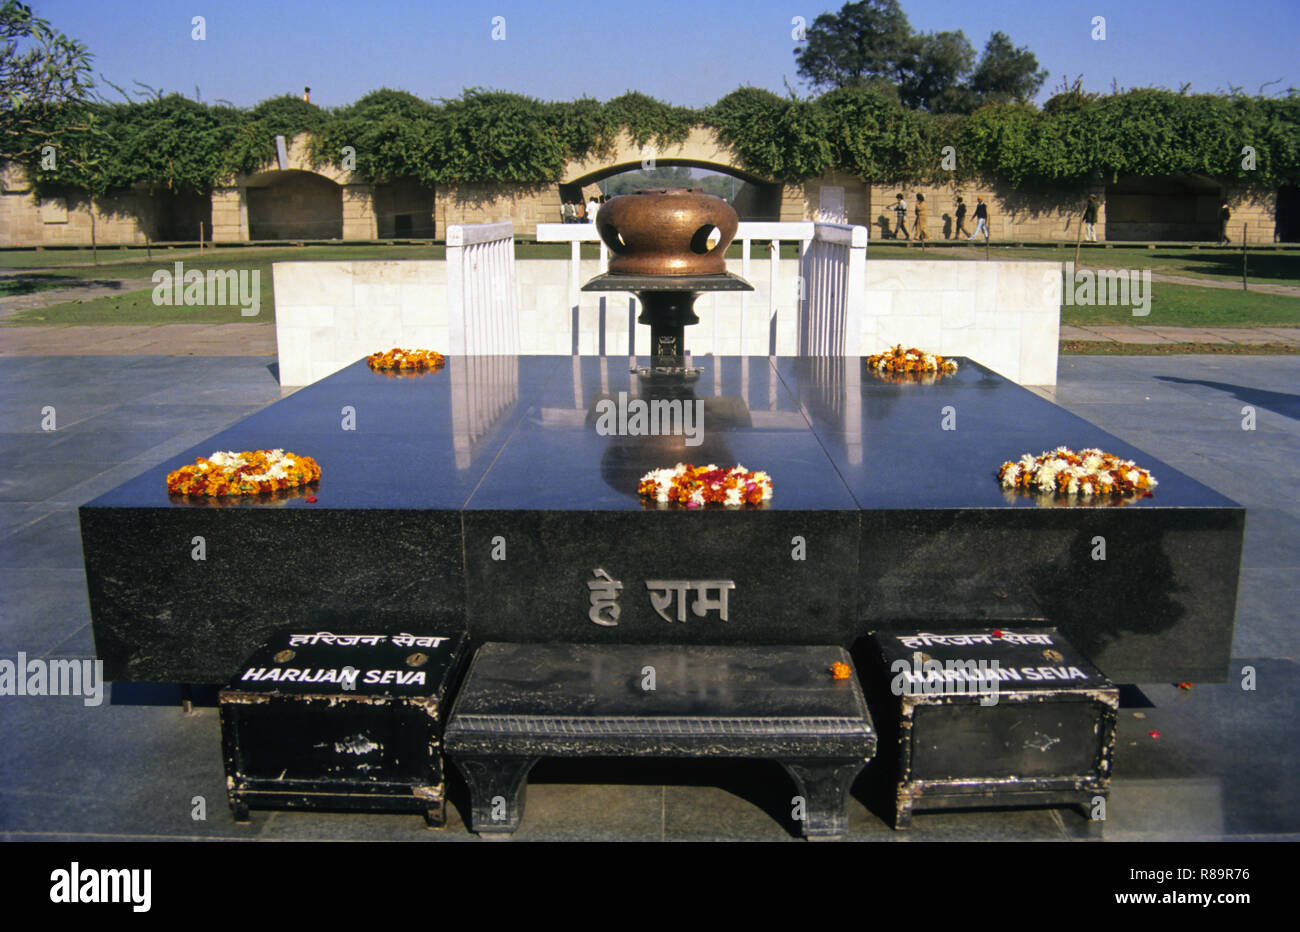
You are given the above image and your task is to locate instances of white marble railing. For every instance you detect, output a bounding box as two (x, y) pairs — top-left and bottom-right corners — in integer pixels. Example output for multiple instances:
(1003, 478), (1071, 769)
(798, 222), (868, 356)
(446, 221), (519, 356)
(535, 221), (818, 357)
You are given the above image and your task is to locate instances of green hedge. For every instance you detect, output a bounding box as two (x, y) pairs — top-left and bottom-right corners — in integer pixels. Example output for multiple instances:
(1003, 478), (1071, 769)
(5, 86), (1296, 197)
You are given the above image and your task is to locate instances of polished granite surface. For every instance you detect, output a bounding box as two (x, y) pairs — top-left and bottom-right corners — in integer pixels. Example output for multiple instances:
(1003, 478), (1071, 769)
(79, 355), (1245, 684)
(86, 355), (1240, 513)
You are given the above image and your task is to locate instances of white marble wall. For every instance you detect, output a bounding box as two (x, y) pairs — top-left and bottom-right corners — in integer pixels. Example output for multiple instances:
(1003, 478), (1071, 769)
(274, 261), (449, 386)
(274, 257), (1061, 386)
(864, 260), (1062, 385)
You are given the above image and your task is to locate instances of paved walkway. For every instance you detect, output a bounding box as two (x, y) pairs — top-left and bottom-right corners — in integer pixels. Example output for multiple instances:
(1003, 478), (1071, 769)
(1148, 272), (1300, 297)
(1060, 325), (1300, 345)
(0, 323), (277, 355)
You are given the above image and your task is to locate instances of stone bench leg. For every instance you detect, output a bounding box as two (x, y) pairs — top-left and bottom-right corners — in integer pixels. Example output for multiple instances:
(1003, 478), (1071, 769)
(781, 760), (864, 840)
(453, 756), (538, 835)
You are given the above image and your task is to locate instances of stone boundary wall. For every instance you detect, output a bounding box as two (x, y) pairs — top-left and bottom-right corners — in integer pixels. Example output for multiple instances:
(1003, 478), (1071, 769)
(2, 121), (1282, 245)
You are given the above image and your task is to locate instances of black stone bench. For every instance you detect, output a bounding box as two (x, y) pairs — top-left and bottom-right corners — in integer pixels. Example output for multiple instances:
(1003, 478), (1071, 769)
(444, 643), (876, 839)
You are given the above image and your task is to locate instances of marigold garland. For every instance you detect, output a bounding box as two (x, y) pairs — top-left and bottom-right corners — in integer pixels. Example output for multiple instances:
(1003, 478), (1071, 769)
(366, 348), (445, 372)
(866, 345), (958, 375)
(998, 447), (1157, 498)
(166, 449), (321, 497)
(637, 463), (772, 508)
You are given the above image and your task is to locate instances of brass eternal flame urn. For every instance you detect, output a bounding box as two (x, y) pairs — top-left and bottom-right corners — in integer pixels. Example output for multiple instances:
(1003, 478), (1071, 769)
(582, 188), (753, 379)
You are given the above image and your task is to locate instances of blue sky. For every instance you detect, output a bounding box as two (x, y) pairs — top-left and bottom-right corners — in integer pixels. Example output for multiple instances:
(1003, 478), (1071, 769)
(34, 0), (1300, 108)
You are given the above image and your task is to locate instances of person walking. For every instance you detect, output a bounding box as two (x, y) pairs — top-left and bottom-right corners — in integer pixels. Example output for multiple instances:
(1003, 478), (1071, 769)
(953, 196), (970, 239)
(1219, 201), (1231, 245)
(893, 193), (910, 240)
(1083, 195), (1099, 242)
(914, 193), (928, 244)
(969, 196), (989, 242)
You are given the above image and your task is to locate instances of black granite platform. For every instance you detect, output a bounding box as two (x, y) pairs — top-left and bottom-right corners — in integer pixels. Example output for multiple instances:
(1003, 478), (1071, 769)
(80, 354), (1244, 684)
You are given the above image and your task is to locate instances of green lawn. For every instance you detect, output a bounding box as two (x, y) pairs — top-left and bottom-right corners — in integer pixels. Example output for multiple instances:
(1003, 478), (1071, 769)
(5, 241), (1298, 327)
(5, 275), (275, 325)
(0, 241), (595, 271)
(1061, 282), (1300, 327)
(866, 243), (1300, 286)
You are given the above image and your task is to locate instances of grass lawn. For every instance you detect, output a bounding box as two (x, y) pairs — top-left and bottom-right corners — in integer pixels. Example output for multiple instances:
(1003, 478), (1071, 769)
(1061, 282), (1300, 327)
(865, 243), (1300, 286)
(4, 241), (1298, 327)
(0, 241), (597, 271)
(4, 274), (275, 325)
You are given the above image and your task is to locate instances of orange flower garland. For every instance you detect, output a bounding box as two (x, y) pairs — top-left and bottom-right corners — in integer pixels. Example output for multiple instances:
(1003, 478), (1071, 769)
(867, 345), (958, 376)
(830, 662), (852, 680)
(638, 464), (772, 508)
(166, 449), (321, 497)
(366, 348), (445, 372)
(998, 447), (1157, 498)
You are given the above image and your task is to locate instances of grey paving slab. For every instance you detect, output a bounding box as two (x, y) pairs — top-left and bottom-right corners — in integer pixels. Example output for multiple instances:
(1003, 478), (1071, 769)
(1231, 569), (1300, 659)
(1100, 662), (1300, 838)
(0, 460), (118, 503)
(0, 503), (54, 536)
(0, 703), (262, 839)
(0, 509), (86, 570)
(0, 402), (118, 434)
(0, 568), (93, 655)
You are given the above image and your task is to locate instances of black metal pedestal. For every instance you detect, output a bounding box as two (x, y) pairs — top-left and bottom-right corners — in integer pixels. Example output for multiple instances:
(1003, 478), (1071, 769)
(582, 272), (753, 372)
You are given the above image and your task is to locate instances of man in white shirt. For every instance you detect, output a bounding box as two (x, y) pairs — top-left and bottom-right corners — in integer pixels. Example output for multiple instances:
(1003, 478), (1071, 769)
(587, 198), (600, 222)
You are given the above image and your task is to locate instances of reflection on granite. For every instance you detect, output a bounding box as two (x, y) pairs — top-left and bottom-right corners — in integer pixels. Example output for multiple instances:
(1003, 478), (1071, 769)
(81, 355), (1244, 685)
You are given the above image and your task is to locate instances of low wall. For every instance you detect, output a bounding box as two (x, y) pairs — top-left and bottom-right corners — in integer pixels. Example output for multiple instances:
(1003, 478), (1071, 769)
(864, 260), (1061, 386)
(274, 258), (1061, 387)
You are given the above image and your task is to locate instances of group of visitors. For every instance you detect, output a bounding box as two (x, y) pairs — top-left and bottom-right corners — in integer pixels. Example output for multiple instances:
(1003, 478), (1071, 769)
(561, 195), (609, 223)
(891, 193), (988, 242)
(886, 191), (1241, 245)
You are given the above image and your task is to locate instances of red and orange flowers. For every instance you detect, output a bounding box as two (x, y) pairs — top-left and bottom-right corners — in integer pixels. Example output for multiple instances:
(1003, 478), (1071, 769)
(366, 348), (445, 372)
(867, 345), (958, 377)
(166, 449), (321, 497)
(998, 447), (1157, 498)
(638, 463), (773, 508)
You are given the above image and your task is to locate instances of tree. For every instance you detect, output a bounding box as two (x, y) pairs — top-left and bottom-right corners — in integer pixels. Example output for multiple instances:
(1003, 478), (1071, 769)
(969, 31), (1048, 106)
(0, 0), (93, 109)
(795, 0), (918, 92)
(901, 30), (977, 113)
(1, 1), (99, 169)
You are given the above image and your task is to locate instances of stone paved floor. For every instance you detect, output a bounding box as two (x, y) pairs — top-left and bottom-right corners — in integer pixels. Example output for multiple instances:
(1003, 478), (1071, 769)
(0, 354), (1296, 841)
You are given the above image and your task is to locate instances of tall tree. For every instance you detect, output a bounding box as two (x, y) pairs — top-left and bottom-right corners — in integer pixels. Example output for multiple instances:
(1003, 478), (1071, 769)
(1, 1), (104, 185)
(901, 30), (977, 113)
(0, 0), (93, 109)
(795, 0), (918, 91)
(969, 31), (1048, 105)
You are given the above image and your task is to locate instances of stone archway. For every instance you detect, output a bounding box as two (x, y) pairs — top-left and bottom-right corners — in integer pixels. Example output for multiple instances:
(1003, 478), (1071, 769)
(211, 132), (377, 243)
(1104, 174), (1221, 241)
(244, 169), (343, 240)
(560, 129), (785, 222)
